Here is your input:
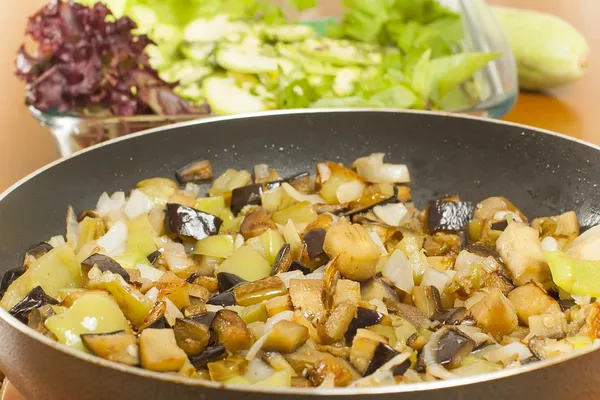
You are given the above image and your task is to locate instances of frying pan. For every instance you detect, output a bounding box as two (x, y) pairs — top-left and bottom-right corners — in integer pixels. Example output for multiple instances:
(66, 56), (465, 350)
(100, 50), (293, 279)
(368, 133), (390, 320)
(0, 110), (599, 400)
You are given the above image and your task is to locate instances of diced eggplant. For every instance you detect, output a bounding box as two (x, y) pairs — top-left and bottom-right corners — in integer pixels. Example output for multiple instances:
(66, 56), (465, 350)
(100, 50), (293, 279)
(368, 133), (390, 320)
(175, 159), (213, 184)
(470, 288), (518, 341)
(308, 353), (361, 387)
(139, 301), (168, 331)
(314, 203), (350, 215)
(231, 184), (263, 215)
(392, 359), (411, 376)
(323, 258), (340, 311)
(360, 277), (399, 302)
(474, 196), (525, 221)
(166, 203), (223, 241)
(426, 198), (474, 233)
(481, 271), (516, 296)
(26, 242), (54, 260)
(206, 291), (236, 306)
(240, 208), (277, 239)
(344, 185), (398, 217)
(264, 320), (309, 353)
(333, 279), (361, 307)
(288, 261), (312, 275)
(464, 244), (503, 261)
(349, 329), (388, 374)
(363, 342), (400, 376)
(8, 286), (58, 324)
(527, 336), (547, 360)
(507, 283), (561, 326)
(233, 276), (287, 306)
(147, 250), (162, 265)
(289, 279), (325, 321)
(82, 254), (130, 283)
(303, 229), (327, 260)
(490, 220), (509, 231)
(173, 317), (211, 356)
(323, 221), (380, 281)
(190, 344), (227, 368)
(528, 313), (567, 339)
(208, 355), (248, 382)
(265, 295), (293, 317)
(383, 299), (430, 329)
(430, 307), (470, 325)
(148, 316), (169, 329)
(217, 272), (247, 293)
(139, 328), (188, 372)
(192, 311), (217, 327)
(81, 331), (139, 366)
(345, 307), (384, 342)
(287, 172), (311, 194)
(436, 330), (475, 369)
(212, 309), (253, 352)
(412, 286), (442, 318)
(324, 302), (358, 341)
(271, 244), (292, 275)
(0, 267), (26, 299)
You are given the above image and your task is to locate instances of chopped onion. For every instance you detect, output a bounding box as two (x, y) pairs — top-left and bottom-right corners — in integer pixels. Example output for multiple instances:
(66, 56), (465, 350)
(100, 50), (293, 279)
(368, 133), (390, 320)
(254, 164), (270, 183)
(369, 299), (388, 315)
(96, 191), (126, 217)
(423, 327), (458, 380)
(278, 270), (305, 288)
(373, 203), (408, 227)
(336, 180), (365, 203)
(455, 250), (498, 276)
(493, 211), (523, 223)
(206, 304), (225, 312)
(145, 287), (159, 302)
(124, 189), (155, 219)
(163, 297), (184, 326)
(483, 342), (532, 365)
(463, 290), (488, 310)
(382, 249), (414, 293)
(48, 235), (66, 247)
(304, 272), (325, 280)
(134, 263), (164, 282)
(368, 231), (388, 255)
(317, 163), (331, 183)
(66, 206), (79, 248)
(353, 153), (410, 184)
(243, 358), (275, 383)
(318, 374), (337, 388)
(573, 294), (592, 305)
(455, 325), (493, 347)
(97, 221), (128, 257)
(162, 241), (194, 274)
(234, 234), (245, 249)
(246, 311), (294, 360)
(350, 352), (411, 387)
(421, 268), (451, 293)
(184, 183), (202, 196)
(281, 182), (324, 204)
(541, 236), (559, 252)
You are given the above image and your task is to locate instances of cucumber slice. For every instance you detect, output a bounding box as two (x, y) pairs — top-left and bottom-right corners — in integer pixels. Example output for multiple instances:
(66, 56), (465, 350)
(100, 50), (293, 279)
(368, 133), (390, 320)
(203, 76), (267, 115)
(180, 42), (216, 63)
(216, 46), (294, 75)
(276, 44), (339, 75)
(333, 67), (362, 97)
(300, 38), (382, 67)
(174, 83), (204, 103)
(263, 25), (315, 42)
(184, 15), (250, 43)
(160, 61), (213, 85)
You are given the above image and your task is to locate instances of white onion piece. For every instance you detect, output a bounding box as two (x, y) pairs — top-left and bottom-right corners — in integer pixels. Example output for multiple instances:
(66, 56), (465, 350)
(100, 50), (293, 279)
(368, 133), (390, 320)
(373, 203), (408, 227)
(493, 211), (523, 223)
(368, 231), (388, 255)
(254, 164), (270, 183)
(304, 273), (325, 280)
(566, 224), (600, 260)
(350, 352), (411, 387)
(278, 270), (305, 288)
(134, 263), (164, 282)
(423, 328), (458, 380)
(96, 191), (126, 217)
(312, 265), (326, 274)
(421, 268), (451, 293)
(163, 297), (184, 326)
(205, 304), (225, 313)
(124, 190), (154, 219)
(243, 358), (275, 383)
(48, 235), (66, 247)
(66, 206), (79, 249)
(162, 241), (194, 274)
(353, 153), (410, 184)
(97, 221), (128, 257)
(281, 182), (324, 204)
(318, 374), (337, 388)
(336, 180), (365, 203)
(382, 249), (414, 293)
(484, 342), (532, 365)
(455, 325), (493, 347)
(317, 163), (331, 183)
(184, 183), (202, 196)
(573, 294), (592, 305)
(541, 236), (559, 252)
(234, 234), (245, 249)
(463, 290), (488, 310)
(368, 299), (388, 315)
(246, 311), (294, 360)
(145, 287), (159, 302)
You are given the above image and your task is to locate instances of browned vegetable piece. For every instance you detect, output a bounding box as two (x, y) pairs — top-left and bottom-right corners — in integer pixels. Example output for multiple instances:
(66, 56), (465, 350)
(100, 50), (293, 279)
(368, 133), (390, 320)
(9, 286), (58, 324)
(264, 320), (309, 353)
(474, 196), (525, 221)
(496, 223), (552, 287)
(396, 186), (412, 203)
(27, 304), (56, 338)
(323, 221), (380, 281)
(81, 331), (139, 366)
(81, 254), (130, 282)
(364, 342), (400, 376)
(345, 307), (384, 342)
(187, 283), (211, 302)
(384, 299), (430, 329)
(507, 282), (561, 326)
(303, 228), (327, 261)
(189, 344), (227, 368)
(207, 355), (248, 382)
(430, 307), (470, 325)
(217, 272), (247, 292)
(308, 353), (361, 387)
(291, 377), (313, 388)
(288, 172), (311, 194)
(265, 294), (293, 317)
(283, 341), (326, 374)
(318, 344), (351, 359)
(322, 257), (340, 311)
(349, 329), (388, 374)
(324, 301), (357, 341)
(240, 208), (277, 239)
(187, 275), (219, 293)
(271, 244), (292, 275)
(304, 214), (333, 234)
(361, 277), (399, 302)
(412, 286), (442, 318)
(176, 159), (212, 184)
(156, 272), (191, 310)
(233, 276), (286, 306)
(470, 288), (518, 341)
(434, 330), (475, 369)
(139, 328), (188, 372)
(173, 318), (210, 356)
(314, 203), (350, 215)
(184, 298), (208, 318)
(289, 279), (326, 321)
(532, 211), (579, 239)
(139, 301), (167, 331)
(528, 313), (567, 339)
(333, 279), (361, 306)
(207, 291), (236, 306)
(292, 310), (322, 344)
(263, 352), (297, 376)
(212, 309), (252, 352)
(481, 271), (516, 296)
(345, 184), (397, 217)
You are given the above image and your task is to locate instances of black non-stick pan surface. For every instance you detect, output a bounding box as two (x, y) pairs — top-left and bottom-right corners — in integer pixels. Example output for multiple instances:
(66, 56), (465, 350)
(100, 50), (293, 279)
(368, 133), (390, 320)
(1, 110), (600, 400)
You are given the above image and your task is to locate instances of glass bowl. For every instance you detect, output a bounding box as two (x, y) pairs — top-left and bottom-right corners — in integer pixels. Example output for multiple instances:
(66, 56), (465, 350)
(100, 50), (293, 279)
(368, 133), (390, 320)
(30, 0), (517, 157)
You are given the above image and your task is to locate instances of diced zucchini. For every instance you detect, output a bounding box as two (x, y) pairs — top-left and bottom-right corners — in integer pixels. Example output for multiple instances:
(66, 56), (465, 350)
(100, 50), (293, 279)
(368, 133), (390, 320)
(45, 293), (129, 352)
(194, 235), (235, 258)
(217, 246), (272, 281)
(204, 76), (267, 115)
(139, 328), (188, 372)
(272, 202), (318, 225)
(81, 331), (139, 366)
(194, 196), (226, 216)
(251, 369), (292, 387)
(126, 215), (157, 257)
(241, 303), (269, 324)
(137, 178), (178, 207)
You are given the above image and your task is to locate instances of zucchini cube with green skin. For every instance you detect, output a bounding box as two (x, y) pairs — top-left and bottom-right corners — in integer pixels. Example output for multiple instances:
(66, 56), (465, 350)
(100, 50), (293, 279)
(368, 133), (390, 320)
(139, 328), (188, 372)
(263, 321), (309, 353)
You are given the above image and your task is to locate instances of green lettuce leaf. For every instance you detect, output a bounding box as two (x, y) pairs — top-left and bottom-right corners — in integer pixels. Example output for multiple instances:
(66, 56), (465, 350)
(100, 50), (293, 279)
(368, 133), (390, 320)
(289, 0), (317, 12)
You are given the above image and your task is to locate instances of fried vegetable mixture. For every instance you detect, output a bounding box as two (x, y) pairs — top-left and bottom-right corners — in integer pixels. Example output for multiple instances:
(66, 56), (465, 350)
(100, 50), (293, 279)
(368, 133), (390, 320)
(2, 155), (600, 388)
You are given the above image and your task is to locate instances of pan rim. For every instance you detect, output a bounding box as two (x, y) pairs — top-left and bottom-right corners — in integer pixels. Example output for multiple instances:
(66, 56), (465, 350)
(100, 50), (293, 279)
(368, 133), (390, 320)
(1, 108), (600, 395)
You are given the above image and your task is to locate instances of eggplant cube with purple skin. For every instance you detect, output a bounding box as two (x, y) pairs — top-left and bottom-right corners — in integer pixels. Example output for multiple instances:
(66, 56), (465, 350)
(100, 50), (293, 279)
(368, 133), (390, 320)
(166, 203), (223, 241)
